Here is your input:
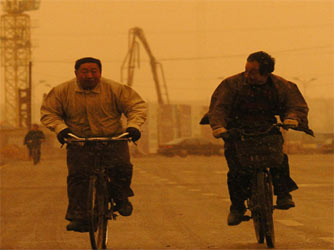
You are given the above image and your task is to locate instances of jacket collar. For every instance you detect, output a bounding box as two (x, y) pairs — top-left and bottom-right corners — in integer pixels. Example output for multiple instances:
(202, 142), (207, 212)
(74, 80), (101, 94)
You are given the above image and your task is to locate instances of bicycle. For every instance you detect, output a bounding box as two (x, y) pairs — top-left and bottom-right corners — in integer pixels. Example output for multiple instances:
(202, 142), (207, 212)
(26, 140), (42, 165)
(225, 123), (293, 248)
(65, 132), (131, 250)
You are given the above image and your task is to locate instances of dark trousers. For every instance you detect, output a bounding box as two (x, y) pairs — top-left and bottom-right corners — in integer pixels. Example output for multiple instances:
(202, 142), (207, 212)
(27, 145), (41, 162)
(224, 140), (298, 211)
(65, 141), (133, 221)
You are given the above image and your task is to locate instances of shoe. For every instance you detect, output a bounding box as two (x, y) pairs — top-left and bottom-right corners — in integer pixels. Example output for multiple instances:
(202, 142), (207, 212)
(227, 207), (246, 226)
(114, 198), (133, 216)
(66, 220), (89, 232)
(276, 193), (295, 210)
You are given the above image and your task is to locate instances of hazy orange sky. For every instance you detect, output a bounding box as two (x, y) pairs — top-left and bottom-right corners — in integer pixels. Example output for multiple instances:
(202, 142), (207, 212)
(0, 0), (333, 122)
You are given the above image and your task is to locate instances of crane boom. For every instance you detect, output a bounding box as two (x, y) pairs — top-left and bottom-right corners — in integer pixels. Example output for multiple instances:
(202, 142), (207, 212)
(121, 27), (169, 105)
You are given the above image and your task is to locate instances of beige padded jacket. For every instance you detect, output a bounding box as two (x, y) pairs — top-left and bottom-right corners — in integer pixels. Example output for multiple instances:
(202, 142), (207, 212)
(41, 77), (147, 137)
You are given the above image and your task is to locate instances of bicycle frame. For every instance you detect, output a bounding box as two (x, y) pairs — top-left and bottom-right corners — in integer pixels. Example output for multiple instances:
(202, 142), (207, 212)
(229, 124), (291, 248)
(65, 132), (131, 250)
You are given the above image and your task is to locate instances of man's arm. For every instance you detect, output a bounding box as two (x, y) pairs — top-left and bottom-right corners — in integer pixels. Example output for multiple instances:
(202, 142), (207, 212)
(23, 131), (31, 145)
(40, 88), (68, 134)
(117, 85), (148, 131)
(208, 80), (235, 135)
(280, 81), (314, 136)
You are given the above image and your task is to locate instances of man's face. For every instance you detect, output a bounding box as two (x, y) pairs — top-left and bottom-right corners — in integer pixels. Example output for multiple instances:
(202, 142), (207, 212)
(244, 60), (268, 85)
(75, 62), (101, 90)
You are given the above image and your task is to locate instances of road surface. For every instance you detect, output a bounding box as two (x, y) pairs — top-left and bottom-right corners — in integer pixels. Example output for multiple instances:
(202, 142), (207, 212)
(1, 151), (333, 249)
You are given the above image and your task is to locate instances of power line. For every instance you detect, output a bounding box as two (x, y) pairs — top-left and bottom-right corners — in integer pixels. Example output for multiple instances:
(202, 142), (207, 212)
(160, 45), (333, 61)
(31, 45), (332, 64)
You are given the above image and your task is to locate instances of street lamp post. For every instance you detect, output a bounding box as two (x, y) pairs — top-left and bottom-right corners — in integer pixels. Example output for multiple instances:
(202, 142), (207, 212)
(32, 80), (51, 123)
(292, 77), (316, 98)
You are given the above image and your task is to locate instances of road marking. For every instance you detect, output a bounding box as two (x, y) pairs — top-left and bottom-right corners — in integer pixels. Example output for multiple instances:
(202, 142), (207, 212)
(19, 239), (86, 243)
(202, 193), (217, 196)
(150, 176), (161, 179)
(188, 188), (201, 192)
(298, 184), (333, 187)
(319, 237), (333, 243)
(214, 170), (227, 174)
(276, 219), (303, 226)
(137, 170), (147, 174)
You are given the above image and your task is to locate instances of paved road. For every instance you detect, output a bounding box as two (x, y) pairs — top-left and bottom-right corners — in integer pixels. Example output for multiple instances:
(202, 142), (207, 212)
(1, 151), (333, 249)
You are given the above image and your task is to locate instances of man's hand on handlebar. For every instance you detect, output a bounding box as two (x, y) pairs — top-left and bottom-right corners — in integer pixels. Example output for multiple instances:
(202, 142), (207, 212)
(212, 127), (230, 140)
(126, 127), (141, 142)
(283, 119), (298, 129)
(57, 128), (72, 144)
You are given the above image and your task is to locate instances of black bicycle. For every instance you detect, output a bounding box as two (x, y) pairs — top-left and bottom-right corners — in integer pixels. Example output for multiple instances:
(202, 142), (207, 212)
(26, 140), (42, 165)
(227, 123), (293, 248)
(246, 163), (276, 248)
(66, 132), (131, 250)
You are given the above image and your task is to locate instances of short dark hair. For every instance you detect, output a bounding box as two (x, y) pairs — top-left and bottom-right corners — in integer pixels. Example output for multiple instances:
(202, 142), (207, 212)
(75, 57), (102, 71)
(247, 51), (275, 75)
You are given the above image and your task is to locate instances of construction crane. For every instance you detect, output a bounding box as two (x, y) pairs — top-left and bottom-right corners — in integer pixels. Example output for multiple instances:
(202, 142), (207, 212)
(121, 27), (170, 105)
(0, 0), (40, 128)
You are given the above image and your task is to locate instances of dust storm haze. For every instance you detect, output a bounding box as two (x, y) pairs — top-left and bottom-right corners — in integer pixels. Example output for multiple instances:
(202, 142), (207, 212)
(1, 2), (334, 249)
(0, 0), (333, 132)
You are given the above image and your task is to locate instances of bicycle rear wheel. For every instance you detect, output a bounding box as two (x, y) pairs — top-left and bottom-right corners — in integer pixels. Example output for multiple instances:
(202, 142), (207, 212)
(88, 176), (108, 249)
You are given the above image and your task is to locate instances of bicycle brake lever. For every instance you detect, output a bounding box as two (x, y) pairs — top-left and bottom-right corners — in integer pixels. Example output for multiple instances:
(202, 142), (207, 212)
(68, 133), (81, 139)
(112, 132), (130, 139)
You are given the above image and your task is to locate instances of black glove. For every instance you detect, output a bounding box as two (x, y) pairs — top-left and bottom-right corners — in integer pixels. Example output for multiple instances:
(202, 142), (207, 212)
(57, 128), (72, 144)
(126, 127), (141, 142)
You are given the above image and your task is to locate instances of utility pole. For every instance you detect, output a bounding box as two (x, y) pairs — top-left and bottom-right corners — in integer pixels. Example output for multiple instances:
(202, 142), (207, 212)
(0, 0), (40, 128)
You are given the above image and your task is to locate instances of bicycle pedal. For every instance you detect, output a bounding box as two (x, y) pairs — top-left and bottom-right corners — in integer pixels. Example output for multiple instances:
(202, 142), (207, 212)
(242, 215), (251, 221)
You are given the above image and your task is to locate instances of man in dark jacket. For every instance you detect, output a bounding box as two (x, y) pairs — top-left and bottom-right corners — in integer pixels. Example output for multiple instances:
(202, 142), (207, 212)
(24, 124), (45, 164)
(204, 51), (313, 226)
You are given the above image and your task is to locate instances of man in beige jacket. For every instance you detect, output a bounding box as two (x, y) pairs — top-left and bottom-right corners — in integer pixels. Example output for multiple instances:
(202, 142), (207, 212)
(41, 57), (147, 232)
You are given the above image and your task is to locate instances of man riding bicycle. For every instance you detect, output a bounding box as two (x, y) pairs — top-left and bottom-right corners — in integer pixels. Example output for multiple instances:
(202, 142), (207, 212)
(40, 57), (147, 232)
(201, 51), (313, 226)
(23, 124), (45, 164)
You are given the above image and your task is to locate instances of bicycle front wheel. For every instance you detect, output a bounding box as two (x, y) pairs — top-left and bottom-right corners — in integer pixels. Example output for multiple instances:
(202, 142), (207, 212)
(88, 176), (108, 250)
(263, 172), (275, 248)
(251, 173), (265, 244)
(253, 171), (275, 248)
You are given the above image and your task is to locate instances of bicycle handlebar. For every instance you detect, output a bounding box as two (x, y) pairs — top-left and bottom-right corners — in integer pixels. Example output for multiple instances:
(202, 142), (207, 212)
(65, 132), (131, 143)
(223, 123), (296, 138)
(239, 123), (291, 136)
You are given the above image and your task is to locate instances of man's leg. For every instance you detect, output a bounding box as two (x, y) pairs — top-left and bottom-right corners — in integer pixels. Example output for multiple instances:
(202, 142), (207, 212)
(104, 142), (134, 216)
(27, 146), (32, 159)
(65, 144), (92, 231)
(224, 143), (250, 225)
(270, 154), (298, 209)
